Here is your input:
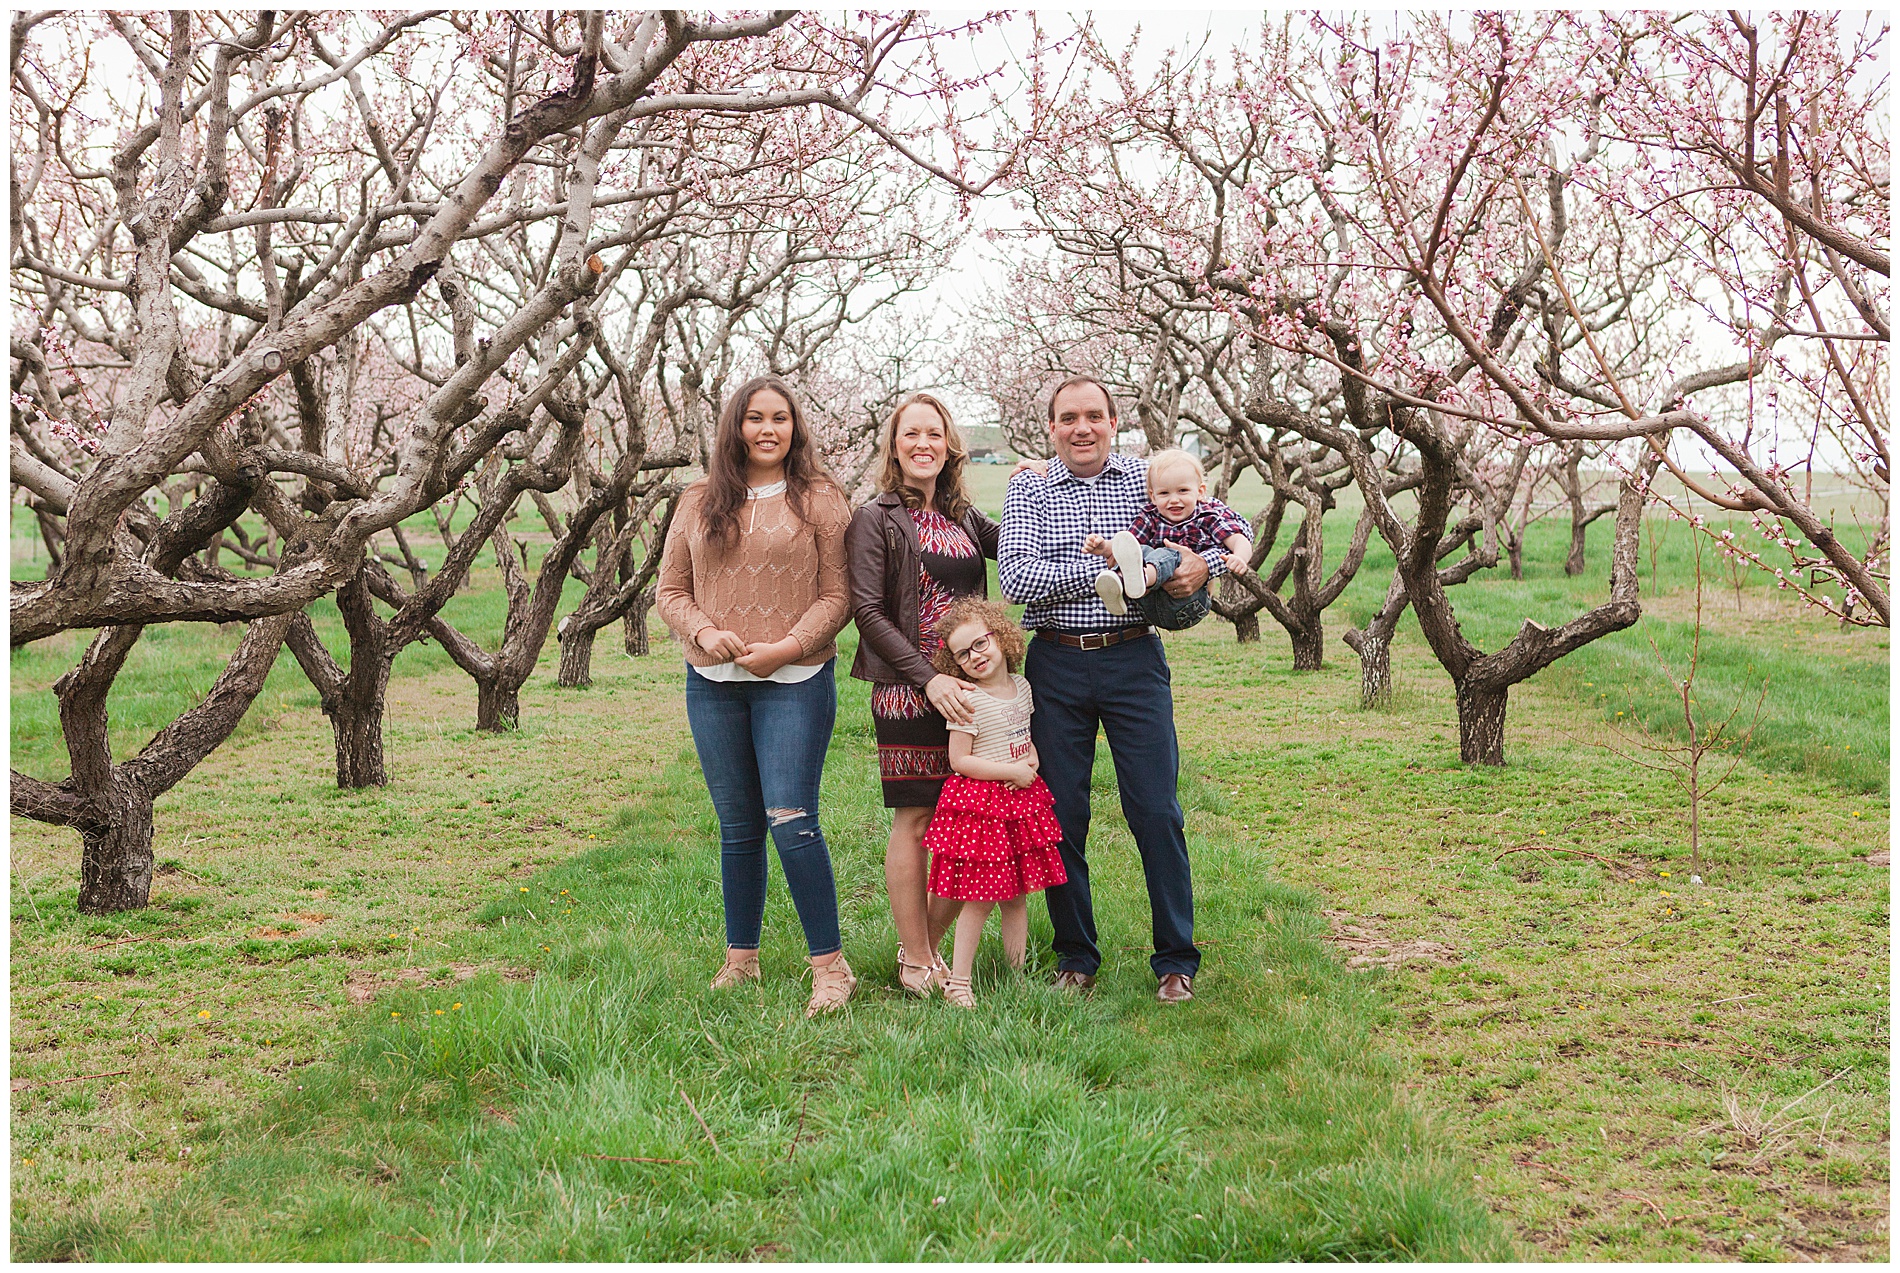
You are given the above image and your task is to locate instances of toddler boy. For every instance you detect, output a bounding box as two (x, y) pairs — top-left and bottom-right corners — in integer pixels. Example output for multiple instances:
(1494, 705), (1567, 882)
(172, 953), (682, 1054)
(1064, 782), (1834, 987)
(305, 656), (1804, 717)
(1085, 448), (1253, 630)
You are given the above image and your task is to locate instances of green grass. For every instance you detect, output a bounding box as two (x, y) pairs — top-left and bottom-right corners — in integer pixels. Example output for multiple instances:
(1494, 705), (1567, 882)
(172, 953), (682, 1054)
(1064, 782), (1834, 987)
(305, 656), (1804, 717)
(10, 489), (1888, 1260)
(1206, 505), (1889, 795)
(13, 647), (1508, 1261)
(1161, 623), (1888, 1259)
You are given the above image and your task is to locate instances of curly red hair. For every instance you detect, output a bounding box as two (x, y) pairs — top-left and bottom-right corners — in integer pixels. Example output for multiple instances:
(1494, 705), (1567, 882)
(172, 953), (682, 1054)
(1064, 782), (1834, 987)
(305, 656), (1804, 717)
(929, 597), (1026, 677)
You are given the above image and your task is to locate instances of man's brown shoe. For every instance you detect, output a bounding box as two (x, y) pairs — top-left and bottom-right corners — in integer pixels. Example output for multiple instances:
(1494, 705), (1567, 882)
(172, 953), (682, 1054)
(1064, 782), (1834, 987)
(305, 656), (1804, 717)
(1156, 973), (1194, 1003)
(1052, 969), (1097, 994)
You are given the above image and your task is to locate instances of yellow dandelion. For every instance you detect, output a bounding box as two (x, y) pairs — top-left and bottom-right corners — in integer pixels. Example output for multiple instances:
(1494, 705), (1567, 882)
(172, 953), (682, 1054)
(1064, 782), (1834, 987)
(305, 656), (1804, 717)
(391, 1011), (401, 1019)
(453, 1003), (463, 1010)
(1659, 871), (1671, 877)
(196, 1010), (211, 1020)
(434, 1010), (444, 1016)
(520, 887), (529, 893)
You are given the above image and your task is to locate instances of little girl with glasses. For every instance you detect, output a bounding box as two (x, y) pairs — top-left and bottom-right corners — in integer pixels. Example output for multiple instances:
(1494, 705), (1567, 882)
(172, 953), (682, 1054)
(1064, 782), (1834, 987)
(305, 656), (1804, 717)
(921, 598), (1067, 1007)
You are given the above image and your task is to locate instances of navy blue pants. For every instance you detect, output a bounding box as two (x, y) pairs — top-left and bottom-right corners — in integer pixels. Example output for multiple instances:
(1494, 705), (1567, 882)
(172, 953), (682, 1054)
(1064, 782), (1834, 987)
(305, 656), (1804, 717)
(684, 661), (843, 957)
(1025, 633), (1199, 979)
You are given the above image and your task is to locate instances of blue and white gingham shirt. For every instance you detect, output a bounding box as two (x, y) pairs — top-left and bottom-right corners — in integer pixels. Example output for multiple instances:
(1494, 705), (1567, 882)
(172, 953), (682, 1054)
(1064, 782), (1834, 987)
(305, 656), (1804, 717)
(999, 453), (1229, 632)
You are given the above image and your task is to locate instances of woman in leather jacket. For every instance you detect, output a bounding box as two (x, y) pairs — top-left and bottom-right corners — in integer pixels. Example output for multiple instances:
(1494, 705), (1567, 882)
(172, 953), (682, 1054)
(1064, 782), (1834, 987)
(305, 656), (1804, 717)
(845, 393), (1001, 997)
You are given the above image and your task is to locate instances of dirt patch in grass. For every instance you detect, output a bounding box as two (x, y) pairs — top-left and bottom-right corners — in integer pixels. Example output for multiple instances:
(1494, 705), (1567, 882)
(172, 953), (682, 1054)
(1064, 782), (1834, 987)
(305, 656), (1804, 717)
(1322, 910), (1460, 968)
(341, 961), (534, 1005)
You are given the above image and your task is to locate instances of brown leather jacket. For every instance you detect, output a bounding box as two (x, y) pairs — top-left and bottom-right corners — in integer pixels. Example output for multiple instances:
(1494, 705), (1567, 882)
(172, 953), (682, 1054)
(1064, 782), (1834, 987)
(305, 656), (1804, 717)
(846, 491), (1001, 687)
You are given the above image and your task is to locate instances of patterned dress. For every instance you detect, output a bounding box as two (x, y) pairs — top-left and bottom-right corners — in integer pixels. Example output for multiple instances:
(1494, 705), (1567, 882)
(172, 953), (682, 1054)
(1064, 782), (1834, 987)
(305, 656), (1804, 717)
(872, 509), (984, 807)
(923, 673), (1066, 902)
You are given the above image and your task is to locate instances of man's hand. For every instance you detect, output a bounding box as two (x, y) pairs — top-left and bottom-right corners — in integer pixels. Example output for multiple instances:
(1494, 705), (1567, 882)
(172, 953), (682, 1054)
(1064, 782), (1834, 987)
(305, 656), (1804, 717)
(696, 627), (747, 661)
(925, 673), (976, 725)
(1160, 543), (1209, 596)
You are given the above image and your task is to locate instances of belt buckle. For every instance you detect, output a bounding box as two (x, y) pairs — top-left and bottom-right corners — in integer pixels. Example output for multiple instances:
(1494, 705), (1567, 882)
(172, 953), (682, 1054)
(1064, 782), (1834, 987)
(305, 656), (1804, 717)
(1080, 632), (1107, 650)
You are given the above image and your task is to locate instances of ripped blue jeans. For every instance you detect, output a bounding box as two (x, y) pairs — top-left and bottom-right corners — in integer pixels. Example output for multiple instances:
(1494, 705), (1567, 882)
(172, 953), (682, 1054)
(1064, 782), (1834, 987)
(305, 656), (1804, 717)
(684, 661), (842, 956)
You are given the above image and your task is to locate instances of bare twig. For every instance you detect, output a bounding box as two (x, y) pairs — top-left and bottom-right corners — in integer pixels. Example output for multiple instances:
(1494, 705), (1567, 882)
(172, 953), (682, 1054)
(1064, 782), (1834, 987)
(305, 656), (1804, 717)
(379, 1232), (432, 1247)
(84, 934), (164, 951)
(1615, 1191), (1669, 1224)
(1493, 844), (1625, 871)
(679, 1087), (725, 1159)
(11, 865), (46, 930)
(786, 1088), (809, 1162)
(11, 1068), (133, 1091)
(582, 1154), (687, 1165)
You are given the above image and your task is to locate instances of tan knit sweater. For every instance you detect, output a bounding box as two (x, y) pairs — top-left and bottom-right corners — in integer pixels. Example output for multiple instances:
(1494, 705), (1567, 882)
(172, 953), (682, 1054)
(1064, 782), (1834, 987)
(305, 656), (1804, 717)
(656, 478), (852, 668)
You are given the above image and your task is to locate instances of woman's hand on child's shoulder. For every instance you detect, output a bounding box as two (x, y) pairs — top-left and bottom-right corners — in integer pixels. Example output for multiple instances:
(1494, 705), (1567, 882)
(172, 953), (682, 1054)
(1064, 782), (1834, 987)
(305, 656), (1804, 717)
(1010, 456), (1050, 480)
(925, 673), (976, 725)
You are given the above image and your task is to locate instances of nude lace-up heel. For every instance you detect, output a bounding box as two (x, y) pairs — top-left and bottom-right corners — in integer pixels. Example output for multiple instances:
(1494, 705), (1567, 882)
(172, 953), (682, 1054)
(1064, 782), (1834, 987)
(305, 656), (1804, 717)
(895, 944), (939, 999)
(806, 954), (858, 1018)
(710, 949), (760, 990)
(943, 974), (976, 1009)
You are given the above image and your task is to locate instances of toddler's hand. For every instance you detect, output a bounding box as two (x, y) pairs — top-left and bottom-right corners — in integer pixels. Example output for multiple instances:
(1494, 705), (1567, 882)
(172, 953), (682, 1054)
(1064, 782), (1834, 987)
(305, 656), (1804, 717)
(1224, 551), (1250, 574)
(1007, 763), (1037, 790)
(1082, 533), (1110, 557)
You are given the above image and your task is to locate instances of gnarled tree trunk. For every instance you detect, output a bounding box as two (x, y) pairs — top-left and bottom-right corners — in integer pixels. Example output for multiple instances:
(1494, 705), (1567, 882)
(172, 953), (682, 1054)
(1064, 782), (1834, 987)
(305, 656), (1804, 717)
(286, 574), (395, 788)
(1342, 569), (1410, 708)
(555, 482), (677, 687)
(1454, 684), (1509, 766)
(476, 679), (519, 732)
(1287, 619), (1325, 671)
(11, 614), (291, 913)
(624, 592), (656, 656)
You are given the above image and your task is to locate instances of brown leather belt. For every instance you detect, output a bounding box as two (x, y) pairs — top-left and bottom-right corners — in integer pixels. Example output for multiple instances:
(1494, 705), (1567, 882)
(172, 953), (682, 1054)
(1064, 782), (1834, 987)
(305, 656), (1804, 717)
(1035, 625), (1153, 650)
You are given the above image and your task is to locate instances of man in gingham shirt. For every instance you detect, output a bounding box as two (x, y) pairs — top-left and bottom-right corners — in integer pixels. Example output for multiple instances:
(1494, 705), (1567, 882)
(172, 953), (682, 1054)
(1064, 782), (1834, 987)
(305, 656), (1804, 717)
(998, 376), (1224, 1004)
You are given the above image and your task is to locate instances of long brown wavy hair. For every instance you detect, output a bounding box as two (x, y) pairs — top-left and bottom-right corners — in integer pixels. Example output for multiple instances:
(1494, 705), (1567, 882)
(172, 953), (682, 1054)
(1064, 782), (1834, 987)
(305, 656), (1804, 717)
(876, 392), (973, 522)
(698, 375), (832, 552)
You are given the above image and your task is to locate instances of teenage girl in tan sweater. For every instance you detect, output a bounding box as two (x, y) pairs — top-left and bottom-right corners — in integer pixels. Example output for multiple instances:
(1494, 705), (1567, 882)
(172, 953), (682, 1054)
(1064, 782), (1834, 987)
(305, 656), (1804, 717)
(656, 375), (856, 1017)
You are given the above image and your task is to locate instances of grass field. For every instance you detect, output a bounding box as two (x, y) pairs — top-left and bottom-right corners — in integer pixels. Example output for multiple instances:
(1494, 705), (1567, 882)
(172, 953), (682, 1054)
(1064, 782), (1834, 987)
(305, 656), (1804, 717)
(9, 492), (1890, 1259)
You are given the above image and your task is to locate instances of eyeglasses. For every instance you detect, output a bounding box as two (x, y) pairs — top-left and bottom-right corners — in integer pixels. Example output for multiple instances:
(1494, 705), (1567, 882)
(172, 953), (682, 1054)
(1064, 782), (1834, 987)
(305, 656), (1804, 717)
(950, 632), (996, 664)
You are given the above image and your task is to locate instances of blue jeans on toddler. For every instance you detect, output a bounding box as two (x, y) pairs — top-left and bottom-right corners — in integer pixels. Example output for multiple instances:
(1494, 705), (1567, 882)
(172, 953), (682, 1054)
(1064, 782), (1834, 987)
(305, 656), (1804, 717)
(1132, 546), (1210, 631)
(683, 660), (843, 957)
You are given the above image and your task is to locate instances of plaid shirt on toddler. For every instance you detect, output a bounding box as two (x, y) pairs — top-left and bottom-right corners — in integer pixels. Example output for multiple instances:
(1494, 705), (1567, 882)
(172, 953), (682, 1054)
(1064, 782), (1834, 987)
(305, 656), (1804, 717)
(1128, 497), (1252, 555)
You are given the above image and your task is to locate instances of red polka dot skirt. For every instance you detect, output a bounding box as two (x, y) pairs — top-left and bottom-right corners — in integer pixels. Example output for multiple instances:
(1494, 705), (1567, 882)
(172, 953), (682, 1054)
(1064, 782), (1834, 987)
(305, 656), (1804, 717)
(924, 774), (1068, 902)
